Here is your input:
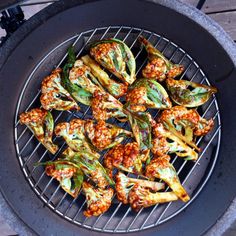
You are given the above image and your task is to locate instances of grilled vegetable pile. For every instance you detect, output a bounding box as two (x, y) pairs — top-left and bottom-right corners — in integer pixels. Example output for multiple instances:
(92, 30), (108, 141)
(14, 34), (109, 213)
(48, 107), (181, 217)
(20, 37), (217, 217)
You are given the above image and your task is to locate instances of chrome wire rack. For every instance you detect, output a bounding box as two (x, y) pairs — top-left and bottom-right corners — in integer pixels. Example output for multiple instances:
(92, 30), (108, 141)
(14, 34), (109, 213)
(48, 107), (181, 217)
(14, 26), (221, 233)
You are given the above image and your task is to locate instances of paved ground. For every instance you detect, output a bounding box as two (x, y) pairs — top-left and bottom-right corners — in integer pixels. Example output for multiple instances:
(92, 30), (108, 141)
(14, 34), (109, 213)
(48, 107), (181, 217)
(0, 0), (235, 235)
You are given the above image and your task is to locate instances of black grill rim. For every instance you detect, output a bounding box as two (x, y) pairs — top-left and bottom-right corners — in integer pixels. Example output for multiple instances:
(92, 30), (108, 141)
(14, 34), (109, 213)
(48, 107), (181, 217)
(0, 0), (235, 236)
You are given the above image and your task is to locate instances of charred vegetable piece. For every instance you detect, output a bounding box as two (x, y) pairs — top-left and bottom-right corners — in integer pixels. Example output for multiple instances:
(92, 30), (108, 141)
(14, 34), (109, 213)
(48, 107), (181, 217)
(166, 78), (217, 107)
(115, 172), (165, 204)
(104, 142), (149, 175)
(54, 119), (99, 158)
(68, 59), (105, 105)
(45, 160), (83, 198)
(20, 108), (58, 154)
(83, 182), (114, 217)
(61, 47), (94, 106)
(159, 106), (214, 149)
(73, 151), (115, 189)
(81, 55), (128, 98)
(40, 68), (79, 111)
(90, 38), (136, 84)
(126, 79), (172, 111)
(139, 36), (184, 81)
(84, 120), (132, 150)
(152, 123), (198, 161)
(129, 184), (178, 211)
(91, 90), (127, 121)
(57, 148), (114, 188)
(126, 110), (152, 151)
(145, 155), (190, 202)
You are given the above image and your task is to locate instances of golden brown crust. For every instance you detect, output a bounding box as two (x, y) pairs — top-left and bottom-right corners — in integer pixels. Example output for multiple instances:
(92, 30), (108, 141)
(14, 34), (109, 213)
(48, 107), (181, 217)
(90, 43), (117, 71)
(104, 142), (139, 172)
(142, 58), (167, 81)
(122, 142), (139, 169)
(83, 182), (114, 217)
(128, 184), (149, 211)
(152, 123), (169, 156)
(54, 119), (84, 137)
(166, 65), (184, 79)
(84, 120), (112, 150)
(194, 118), (214, 136)
(145, 155), (171, 178)
(40, 68), (79, 111)
(45, 164), (76, 181)
(19, 108), (47, 125)
(115, 173), (129, 204)
(126, 87), (147, 112)
(91, 90), (110, 121)
(159, 106), (214, 136)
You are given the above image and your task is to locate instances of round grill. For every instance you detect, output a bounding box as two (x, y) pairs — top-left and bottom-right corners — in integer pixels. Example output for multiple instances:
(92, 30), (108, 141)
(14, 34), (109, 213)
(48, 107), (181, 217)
(14, 26), (221, 233)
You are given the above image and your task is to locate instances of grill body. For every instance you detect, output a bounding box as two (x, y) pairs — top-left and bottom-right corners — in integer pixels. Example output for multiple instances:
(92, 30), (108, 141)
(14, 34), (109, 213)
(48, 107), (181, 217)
(0, 1), (236, 236)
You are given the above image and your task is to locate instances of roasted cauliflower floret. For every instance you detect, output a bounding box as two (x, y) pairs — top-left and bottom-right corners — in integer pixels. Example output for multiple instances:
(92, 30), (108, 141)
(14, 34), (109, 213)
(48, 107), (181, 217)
(159, 106), (214, 149)
(145, 155), (190, 202)
(54, 119), (99, 157)
(126, 79), (172, 112)
(84, 120), (132, 150)
(166, 78), (217, 107)
(104, 142), (149, 175)
(128, 184), (178, 211)
(19, 108), (58, 154)
(81, 55), (128, 98)
(83, 182), (114, 217)
(139, 36), (184, 81)
(74, 151), (114, 189)
(90, 38), (136, 84)
(115, 172), (165, 204)
(61, 47), (96, 106)
(152, 123), (198, 161)
(91, 90), (127, 121)
(40, 68), (79, 111)
(45, 160), (83, 198)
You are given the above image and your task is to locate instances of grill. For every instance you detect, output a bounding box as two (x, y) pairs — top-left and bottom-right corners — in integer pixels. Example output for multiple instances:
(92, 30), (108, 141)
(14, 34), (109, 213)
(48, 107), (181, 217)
(14, 26), (221, 233)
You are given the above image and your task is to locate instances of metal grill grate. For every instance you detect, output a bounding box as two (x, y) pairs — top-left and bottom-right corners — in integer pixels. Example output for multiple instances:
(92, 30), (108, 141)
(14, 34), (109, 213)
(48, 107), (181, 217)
(14, 26), (221, 233)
